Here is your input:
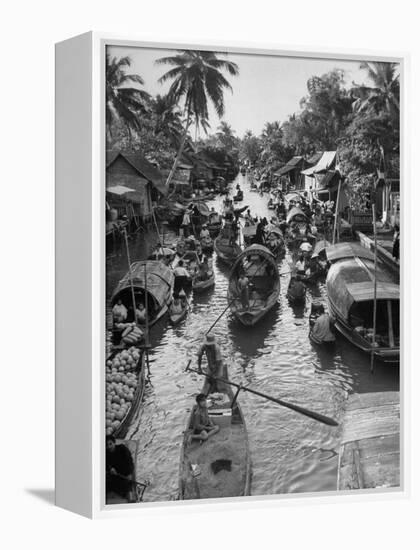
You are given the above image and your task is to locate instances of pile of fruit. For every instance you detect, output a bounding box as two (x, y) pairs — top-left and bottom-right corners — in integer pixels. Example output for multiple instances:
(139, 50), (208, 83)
(106, 347), (141, 436)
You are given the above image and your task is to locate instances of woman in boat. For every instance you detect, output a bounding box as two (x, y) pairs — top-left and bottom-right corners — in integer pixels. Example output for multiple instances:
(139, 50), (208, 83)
(310, 304), (336, 345)
(135, 302), (148, 325)
(112, 299), (128, 325)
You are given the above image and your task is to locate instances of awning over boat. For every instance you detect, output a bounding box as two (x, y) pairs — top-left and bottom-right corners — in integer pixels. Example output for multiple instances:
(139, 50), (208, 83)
(111, 260), (174, 307)
(326, 258), (399, 319)
(326, 242), (374, 263)
(286, 207), (307, 224)
(311, 240), (331, 258)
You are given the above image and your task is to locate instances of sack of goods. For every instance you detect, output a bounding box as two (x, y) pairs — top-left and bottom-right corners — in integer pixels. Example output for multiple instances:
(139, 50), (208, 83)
(122, 324), (144, 345)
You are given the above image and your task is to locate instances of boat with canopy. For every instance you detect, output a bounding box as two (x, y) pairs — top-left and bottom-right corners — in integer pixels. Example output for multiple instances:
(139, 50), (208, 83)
(111, 260), (174, 326)
(227, 244), (280, 326)
(326, 256), (399, 362)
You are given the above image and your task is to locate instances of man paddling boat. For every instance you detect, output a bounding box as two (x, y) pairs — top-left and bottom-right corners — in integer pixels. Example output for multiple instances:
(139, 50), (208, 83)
(197, 333), (223, 378)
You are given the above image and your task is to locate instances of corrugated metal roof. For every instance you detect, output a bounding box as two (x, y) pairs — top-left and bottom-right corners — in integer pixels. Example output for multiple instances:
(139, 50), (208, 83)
(302, 151), (336, 176)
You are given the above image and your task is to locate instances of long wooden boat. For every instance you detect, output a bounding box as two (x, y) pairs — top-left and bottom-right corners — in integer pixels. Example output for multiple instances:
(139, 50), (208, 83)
(325, 242), (375, 264)
(326, 257), (399, 362)
(179, 365), (252, 500)
(227, 244), (280, 326)
(286, 206), (307, 225)
(169, 300), (189, 325)
(106, 439), (147, 504)
(111, 260), (174, 326)
(214, 224), (242, 265)
(192, 272), (215, 293)
(106, 347), (146, 439)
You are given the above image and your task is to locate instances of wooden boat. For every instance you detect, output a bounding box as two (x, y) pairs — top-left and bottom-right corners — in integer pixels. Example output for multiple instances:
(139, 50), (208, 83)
(111, 261), (174, 326)
(169, 306), (188, 325)
(227, 245), (280, 326)
(286, 206), (307, 225)
(106, 348), (146, 439)
(286, 276), (306, 304)
(265, 227), (285, 257)
(179, 365), (252, 500)
(192, 272), (215, 293)
(106, 439), (147, 504)
(214, 223), (242, 265)
(326, 257), (399, 362)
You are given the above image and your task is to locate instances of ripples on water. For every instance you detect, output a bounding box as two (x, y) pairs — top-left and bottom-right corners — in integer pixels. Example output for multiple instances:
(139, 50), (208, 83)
(106, 174), (399, 502)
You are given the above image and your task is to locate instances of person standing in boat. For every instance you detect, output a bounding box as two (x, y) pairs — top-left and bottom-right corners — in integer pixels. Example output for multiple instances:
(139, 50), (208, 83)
(181, 208), (192, 238)
(310, 304), (336, 345)
(106, 435), (135, 501)
(197, 333), (223, 379)
(190, 393), (220, 443)
(237, 271), (250, 310)
(174, 260), (191, 295)
(392, 224), (400, 261)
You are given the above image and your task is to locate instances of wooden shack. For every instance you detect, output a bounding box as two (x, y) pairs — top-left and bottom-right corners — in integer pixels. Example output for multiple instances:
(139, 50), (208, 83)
(106, 150), (167, 225)
(337, 391), (400, 491)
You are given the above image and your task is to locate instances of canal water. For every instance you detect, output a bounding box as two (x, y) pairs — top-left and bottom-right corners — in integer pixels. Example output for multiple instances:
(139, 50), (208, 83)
(106, 174), (399, 502)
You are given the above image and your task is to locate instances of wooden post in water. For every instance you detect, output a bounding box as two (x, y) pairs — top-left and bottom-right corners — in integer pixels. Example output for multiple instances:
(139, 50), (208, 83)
(144, 262), (151, 376)
(371, 200), (378, 373)
(123, 228), (138, 322)
(332, 179), (342, 245)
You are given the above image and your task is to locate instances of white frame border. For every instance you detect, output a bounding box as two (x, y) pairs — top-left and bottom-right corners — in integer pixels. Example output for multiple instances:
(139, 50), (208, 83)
(87, 32), (409, 519)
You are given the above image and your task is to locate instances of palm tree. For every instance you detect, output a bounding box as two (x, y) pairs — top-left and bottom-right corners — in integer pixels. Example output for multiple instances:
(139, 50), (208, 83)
(352, 62), (400, 119)
(155, 50), (239, 186)
(152, 94), (183, 144)
(106, 54), (150, 140)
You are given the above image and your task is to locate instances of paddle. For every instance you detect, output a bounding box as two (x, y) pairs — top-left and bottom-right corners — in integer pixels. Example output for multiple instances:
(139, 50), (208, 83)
(185, 364), (338, 427)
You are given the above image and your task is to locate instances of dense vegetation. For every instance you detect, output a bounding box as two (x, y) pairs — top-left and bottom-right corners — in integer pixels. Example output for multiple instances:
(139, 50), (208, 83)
(106, 53), (400, 201)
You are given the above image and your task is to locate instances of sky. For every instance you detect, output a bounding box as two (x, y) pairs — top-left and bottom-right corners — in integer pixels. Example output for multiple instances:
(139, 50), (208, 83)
(108, 45), (385, 138)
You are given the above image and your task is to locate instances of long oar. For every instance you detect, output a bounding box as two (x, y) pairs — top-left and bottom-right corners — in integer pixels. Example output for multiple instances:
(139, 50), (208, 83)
(186, 365), (338, 427)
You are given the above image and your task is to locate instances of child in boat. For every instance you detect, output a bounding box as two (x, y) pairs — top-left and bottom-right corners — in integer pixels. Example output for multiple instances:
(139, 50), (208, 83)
(135, 302), (147, 324)
(190, 393), (220, 443)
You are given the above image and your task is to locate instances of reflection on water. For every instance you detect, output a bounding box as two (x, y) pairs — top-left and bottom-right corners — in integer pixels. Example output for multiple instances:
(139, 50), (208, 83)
(106, 173), (399, 502)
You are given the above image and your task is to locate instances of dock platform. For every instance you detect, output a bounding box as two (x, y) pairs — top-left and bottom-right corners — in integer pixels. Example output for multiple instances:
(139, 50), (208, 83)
(338, 391), (400, 491)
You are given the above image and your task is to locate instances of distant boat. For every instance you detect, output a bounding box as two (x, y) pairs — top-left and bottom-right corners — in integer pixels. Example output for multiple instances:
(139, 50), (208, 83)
(227, 244), (280, 326)
(214, 222), (242, 265)
(326, 256), (399, 363)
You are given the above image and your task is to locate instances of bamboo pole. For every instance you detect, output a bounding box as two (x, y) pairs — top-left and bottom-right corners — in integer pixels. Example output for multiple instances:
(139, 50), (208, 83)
(371, 201), (378, 373)
(332, 179), (342, 245)
(144, 263), (151, 376)
(186, 365), (338, 426)
(123, 229), (137, 322)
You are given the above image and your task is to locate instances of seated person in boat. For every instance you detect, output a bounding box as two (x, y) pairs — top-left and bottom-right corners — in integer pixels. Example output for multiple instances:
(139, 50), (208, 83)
(244, 209), (254, 224)
(288, 276), (306, 299)
(310, 304), (336, 344)
(170, 296), (183, 315)
(237, 272), (250, 310)
(200, 224), (210, 239)
(135, 302), (147, 324)
(197, 333), (223, 378)
(112, 299), (128, 325)
(197, 257), (211, 281)
(106, 435), (135, 500)
(190, 393), (220, 443)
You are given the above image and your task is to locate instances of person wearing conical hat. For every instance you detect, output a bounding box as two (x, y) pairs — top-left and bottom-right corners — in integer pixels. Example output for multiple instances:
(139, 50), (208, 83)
(197, 333), (223, 379)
